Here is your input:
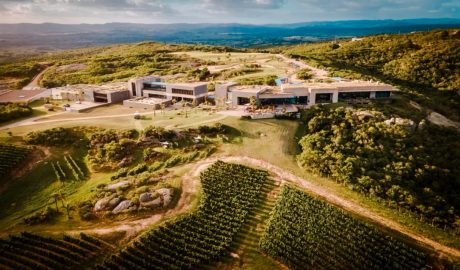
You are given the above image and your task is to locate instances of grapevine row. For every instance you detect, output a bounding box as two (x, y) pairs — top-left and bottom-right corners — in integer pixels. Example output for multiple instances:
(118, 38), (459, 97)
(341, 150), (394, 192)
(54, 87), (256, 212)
(259, 185), (429, 270)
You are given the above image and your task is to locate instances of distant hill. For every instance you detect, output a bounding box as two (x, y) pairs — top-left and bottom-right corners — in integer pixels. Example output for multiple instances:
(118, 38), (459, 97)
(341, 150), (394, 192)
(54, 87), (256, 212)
(0, 18), (459, 50)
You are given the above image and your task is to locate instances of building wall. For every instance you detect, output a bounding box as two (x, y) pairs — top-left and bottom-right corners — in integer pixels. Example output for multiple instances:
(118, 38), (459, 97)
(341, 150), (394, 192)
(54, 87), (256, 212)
(107, 90), (130, 103)
(123, 99), (171, 110)
(139, 81), (208, 104)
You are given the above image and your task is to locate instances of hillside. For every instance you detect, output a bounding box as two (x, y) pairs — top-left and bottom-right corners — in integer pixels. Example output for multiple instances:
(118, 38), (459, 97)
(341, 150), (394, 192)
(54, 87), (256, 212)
(276, 29), (460, 118)
(0, 42), (243, 89)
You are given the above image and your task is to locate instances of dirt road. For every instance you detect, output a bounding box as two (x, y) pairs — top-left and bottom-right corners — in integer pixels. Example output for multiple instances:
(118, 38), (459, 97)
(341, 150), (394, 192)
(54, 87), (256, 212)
(65, 156), (460, 259)
(22, 67), (50, 90)
(276, 54), (329, 79)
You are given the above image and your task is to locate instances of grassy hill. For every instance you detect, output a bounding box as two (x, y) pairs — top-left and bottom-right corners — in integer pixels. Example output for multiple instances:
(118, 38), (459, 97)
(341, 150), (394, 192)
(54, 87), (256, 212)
(0, 42), (244, 89)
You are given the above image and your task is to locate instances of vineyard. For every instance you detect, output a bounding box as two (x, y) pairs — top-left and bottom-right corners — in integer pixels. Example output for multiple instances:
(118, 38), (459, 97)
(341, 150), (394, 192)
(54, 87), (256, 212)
(51, 155), (86, 182)
(0, 232), (107, 270)
(0, 143), (31, 180)
(259, 185), (429, 270)
(99, 160), (270, 270)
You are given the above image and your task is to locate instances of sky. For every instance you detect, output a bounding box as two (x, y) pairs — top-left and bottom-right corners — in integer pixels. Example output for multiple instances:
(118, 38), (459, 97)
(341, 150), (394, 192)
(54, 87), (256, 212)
(0, 0), (459, 24)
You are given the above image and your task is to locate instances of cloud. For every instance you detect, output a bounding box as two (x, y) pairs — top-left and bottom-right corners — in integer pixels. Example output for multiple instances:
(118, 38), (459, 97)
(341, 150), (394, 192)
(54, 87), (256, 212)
(202, 0), (285, 10)
(0, 0), (458, 24)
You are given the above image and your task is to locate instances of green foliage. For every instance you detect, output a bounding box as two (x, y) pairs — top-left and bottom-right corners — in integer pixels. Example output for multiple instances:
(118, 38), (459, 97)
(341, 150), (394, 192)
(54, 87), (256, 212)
(128, 163), (148, 176)
(0, 103), (33, 123)
(0, 143), (32, 179)
(297, 107), (460, 228)
(78, 200), (96, 220)
(0, 63), (44, 89)
(296, 68), (313, 80)
(260, 185), (429, 269)
(23, 207), (59, 225)
(236, 75), (277, 86)
(25, 127), (81, 146)
(100, 161), (269, 269)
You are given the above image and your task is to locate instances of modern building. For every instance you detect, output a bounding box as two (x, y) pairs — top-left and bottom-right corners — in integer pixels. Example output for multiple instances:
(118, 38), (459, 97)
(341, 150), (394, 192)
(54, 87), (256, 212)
(50, 82), (129, 104)
(220, 80), (396, 107)
(128, 76), (208, 104)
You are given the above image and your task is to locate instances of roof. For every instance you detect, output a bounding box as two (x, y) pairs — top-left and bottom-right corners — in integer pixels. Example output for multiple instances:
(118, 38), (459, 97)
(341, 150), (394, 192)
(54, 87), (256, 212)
(232, 85), (271, 94)
(281, 80), (396, 92)
(0, 89), (47, 103)
(50, 82), (128, 94)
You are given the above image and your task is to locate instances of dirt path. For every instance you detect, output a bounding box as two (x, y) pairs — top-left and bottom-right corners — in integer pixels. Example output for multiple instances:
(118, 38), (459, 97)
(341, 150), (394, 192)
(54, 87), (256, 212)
(22, 67), (50, 90)
(275, 54), (328, 80)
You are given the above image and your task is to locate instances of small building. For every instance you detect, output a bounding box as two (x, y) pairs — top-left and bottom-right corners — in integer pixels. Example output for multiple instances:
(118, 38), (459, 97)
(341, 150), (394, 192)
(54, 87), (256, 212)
(128, 76), (208, 104)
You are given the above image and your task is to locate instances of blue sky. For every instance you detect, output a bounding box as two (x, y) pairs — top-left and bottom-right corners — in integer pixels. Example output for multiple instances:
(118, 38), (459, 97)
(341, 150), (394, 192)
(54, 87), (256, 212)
(0, 0), (459, 24)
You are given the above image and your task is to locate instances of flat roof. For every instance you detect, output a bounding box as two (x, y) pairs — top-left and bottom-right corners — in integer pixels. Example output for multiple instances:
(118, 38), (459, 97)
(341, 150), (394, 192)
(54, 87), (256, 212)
(0, 89), (47, 103)
(125, 98), (168, 105)
(282, 80), (394, 89)
(145, 81), (208, 87)
(232, 85), (271, 94)
(51, 82), (128, 93)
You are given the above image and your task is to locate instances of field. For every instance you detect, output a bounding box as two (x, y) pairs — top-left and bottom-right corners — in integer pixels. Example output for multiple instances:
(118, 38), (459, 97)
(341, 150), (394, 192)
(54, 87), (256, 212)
(260, 185), (429, 269)
(0, 232), (109, 269)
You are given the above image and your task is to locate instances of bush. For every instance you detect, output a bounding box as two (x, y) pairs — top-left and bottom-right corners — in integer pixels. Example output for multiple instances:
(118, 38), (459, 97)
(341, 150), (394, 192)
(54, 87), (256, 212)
(78, 200), (96, 220)
(0, 103), (33, 123)
(23, 207), (59, 225)
(296, 68), (313, 80)
(25, 127), (80, 146)
(128, 163), (148, 176)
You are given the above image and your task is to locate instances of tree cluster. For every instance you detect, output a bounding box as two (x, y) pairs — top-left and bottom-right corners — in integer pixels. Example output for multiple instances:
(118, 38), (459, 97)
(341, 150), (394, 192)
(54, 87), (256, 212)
(0, 103), (32, 123)
(298, 106), (460, 229)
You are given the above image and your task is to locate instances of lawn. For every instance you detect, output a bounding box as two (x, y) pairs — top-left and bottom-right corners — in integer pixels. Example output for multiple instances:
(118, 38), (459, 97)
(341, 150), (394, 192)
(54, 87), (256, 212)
(0, 104), (227, 137)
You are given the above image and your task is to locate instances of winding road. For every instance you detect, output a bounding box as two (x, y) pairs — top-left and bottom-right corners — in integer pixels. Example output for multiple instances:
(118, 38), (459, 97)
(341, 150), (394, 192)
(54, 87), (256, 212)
(65, 156), (460, 259)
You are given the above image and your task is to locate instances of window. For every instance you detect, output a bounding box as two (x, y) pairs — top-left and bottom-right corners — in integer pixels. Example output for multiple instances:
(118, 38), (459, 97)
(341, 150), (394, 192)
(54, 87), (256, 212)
(338, 91), (370, 101)
(315, 93), (333, 103)
(148, 94), (167, 99)
(375, 91), (391, 98)
(143, 83), (166, 92)
(172, 88), (194, 95)
(131, 83), (136, 96)
(237, 97), (251, 105)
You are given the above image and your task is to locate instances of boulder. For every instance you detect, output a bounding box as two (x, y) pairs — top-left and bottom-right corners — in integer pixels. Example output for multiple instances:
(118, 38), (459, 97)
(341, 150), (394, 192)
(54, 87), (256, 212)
(108, 197), (122, 210)
(94, 198), (110, 212)
(384, 117), (416, 131)
(139, 192), (154, 203)
(157, 188), (174, 207)
(106, 180), (131, 191)
(117, 157), (133, 168)
(141, 197), (162, 208)
(112, 200), (133, 214)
